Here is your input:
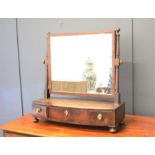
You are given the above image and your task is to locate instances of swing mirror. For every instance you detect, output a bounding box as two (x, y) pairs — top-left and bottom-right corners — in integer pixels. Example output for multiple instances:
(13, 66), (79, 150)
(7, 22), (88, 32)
(48, 31), (116, 98)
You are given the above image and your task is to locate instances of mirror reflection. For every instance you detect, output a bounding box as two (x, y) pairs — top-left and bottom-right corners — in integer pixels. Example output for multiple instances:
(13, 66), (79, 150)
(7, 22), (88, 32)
(50, 33), (113, 95)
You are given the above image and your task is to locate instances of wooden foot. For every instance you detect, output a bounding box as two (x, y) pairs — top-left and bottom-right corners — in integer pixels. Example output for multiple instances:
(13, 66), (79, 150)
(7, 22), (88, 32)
(32, 117), (39, 123)
(119, 120), (125, 125)
(109, 127), (118, 133)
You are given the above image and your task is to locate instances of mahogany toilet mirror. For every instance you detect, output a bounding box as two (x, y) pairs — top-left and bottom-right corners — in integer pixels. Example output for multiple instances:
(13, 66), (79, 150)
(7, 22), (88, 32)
(32, 29), (125, 133)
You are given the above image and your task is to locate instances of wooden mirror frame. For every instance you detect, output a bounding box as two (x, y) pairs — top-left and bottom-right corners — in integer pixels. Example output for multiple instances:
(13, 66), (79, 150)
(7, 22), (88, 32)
(45, 29), (121, 100)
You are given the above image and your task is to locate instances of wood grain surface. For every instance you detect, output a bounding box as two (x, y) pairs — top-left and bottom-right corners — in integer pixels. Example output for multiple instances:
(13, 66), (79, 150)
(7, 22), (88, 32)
(33, 98), (120, 109)
(0, 114), (155, 137)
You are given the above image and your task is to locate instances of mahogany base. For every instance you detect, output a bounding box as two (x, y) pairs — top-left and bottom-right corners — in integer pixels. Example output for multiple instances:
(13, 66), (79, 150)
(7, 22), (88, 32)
(32, 98), (125, 132)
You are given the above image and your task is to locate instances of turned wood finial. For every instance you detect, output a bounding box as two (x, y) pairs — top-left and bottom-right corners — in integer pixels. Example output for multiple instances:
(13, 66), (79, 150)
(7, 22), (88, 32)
(116, 28), (120, 33)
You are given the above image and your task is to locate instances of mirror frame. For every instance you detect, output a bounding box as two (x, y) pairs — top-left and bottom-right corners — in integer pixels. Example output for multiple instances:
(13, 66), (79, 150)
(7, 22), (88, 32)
(47, 30), (117, 99)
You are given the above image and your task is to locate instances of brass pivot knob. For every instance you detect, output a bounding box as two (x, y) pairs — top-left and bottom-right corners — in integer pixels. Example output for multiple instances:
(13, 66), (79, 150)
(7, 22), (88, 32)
(115, 58), (124, 66)
(64, 109), (68, 117)
(35, 107), (42, 114)
(97, 113), (103, 120)
(119, 59), (123, 64)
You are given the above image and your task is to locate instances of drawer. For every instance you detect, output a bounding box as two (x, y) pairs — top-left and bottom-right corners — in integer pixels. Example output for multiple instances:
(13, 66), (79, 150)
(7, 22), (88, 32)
(48, 107), (114, 126)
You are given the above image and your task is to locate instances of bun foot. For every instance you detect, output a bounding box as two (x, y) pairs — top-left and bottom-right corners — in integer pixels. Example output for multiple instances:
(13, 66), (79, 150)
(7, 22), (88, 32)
(32, 117), (39, 123)
(109, 127), (118, 133)
(119, 120), (125, 125)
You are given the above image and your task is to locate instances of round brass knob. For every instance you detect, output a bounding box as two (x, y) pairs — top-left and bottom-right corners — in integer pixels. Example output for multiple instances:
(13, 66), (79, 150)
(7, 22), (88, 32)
(35, 107), (42, 114)
(64, 110), (68, 116)
(97, 113), (103, 120)
(119, 59), (123, 64)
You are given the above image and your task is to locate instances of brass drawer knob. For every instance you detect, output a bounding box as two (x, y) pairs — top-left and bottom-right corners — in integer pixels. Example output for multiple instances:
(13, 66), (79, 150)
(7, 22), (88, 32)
(35, 107), (42, 114)
(64, 110), (68, 116)
(97, 113), (103, 120)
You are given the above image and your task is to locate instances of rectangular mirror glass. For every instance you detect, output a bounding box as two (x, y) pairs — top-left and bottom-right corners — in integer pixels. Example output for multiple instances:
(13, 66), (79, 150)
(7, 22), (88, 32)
(48, 31), (116, 98)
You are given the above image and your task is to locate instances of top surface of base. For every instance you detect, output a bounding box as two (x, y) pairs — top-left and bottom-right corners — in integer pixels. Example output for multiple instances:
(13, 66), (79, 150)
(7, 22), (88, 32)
(33, 98), (122, 110)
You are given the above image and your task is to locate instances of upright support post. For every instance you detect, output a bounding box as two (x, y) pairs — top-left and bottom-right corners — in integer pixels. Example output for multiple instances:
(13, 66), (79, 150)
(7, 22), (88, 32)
(43, 58), (50, 98)
(114, 29), (121, 104)
(44, 32), (50, 99)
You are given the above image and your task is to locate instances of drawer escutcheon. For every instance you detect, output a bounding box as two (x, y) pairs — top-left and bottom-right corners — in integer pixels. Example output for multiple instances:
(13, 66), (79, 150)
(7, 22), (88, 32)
(64, 109), (68, 117)
(97, 113), (103, 120)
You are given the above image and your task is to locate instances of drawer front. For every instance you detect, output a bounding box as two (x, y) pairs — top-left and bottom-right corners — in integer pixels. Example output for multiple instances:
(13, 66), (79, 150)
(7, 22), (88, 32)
(48, 107), (114, 126)
(32, 105), (48, 119)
